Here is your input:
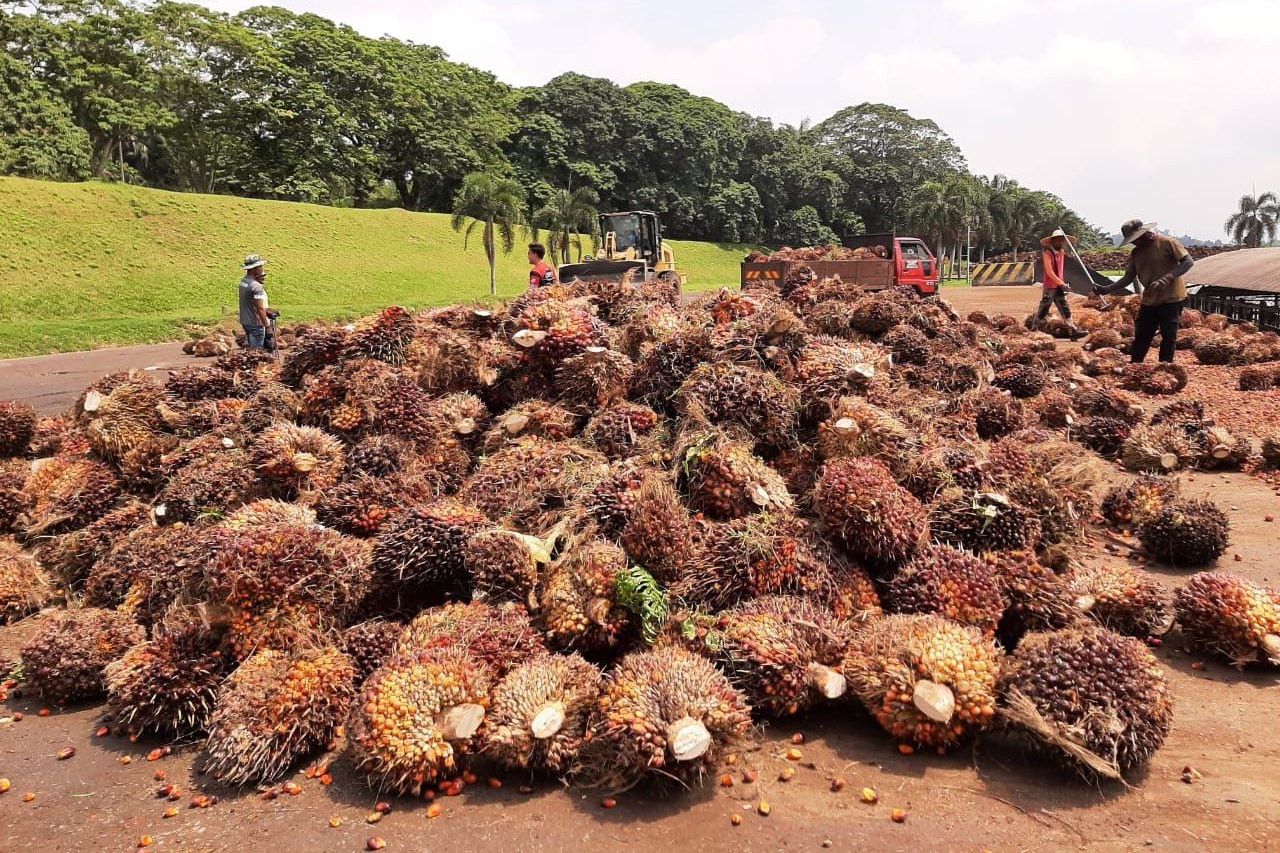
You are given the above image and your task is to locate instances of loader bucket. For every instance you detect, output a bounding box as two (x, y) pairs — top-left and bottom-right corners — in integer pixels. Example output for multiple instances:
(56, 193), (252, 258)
(1034, 255), (1119, 290)
(557, 259), (646, 282)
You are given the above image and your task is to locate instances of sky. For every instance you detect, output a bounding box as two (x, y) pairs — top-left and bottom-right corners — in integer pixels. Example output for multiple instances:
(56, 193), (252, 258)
(202, 0), (1280, 240)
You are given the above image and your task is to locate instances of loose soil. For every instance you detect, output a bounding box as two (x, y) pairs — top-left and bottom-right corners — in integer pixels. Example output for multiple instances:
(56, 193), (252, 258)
(2, 286), (1278, 853)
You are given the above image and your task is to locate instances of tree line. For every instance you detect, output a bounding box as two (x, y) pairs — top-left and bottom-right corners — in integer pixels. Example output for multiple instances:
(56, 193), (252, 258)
(1, 0), (1105, 254)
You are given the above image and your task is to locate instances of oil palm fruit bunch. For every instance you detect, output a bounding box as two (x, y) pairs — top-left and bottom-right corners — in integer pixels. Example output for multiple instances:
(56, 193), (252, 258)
(929, 491), (1040, 554)
(582, 402), (668, 460)
(903, 446), (989, 503)
(1148, 398), (1208, 433)
(680, 431), (792, 521)
(1033, 388), (1076, 429)
(541, 537), (635, 653)
(153, 447), (254, 524)
(1076, 417), (1132, 457)
(848, 295), (906, 334)
(675, 362), (799, 448)
(555, 347), (635, 411)
(80, 371), (165, 463)
(1174, 572), (1280, 667)
(313, 473), (434, 537)
(370, 499), (488, 599)
(222, 600), (326, 663)
(676, 512), (812, 609)
(20, 607), (145, 704)
(27, 414), (84, 457)
(338, 620), (403, 686)
(804, 300), (857, 339)
(280, 325), (348, 387)
(0, 537), (53, 623)
(579, 458), (649, 538)
(427, 391), (490, 451)
(1192, 334), (1240, 365)
(881, 324), (930, 365)
(1072, 386), (1145, 424)
(814, 458), (924, 568)
(235, 383), (302, 435)
(462, 528), (552, 609)
(1099, 474), (1179, 528)
(1238, 365), (1276, 391)
(1135, 498), (1229, 567)
(398, 601), (545, 677)
(842, 614), (999, 752)
(582, 646), (751, 788)
(484, 651), (603, 774)
(823, 555), (883, 622)
(885, 544), (1006, 636)
(223, 498), (316, 529)
(0, 460), (26, 533)
(709, 595), (849, 718)
(983, 549), (1078, 646)
(104, 623), (230, 738)
(85, 521), (207, 619)
(154, 397), (244, 440)
(815, 397), (918, 476)
(164, 365), (237, 402)
(342, 305), (416, 365)
(992, 364), (1048, 399)
(480, 400), (579, 454)
(0, 399), (37, 457)
(793, 339), (889, 420)
(514, 301), (606, 362)
(21, 455), (121, 536)
(1067, 564), (1171, 637)
(250, 424), (345, 498)
(349, 646), (492, 795)
(1196, 425), (1252, 470)
(463, 438), (605, 531)
(998, 626), (1172, 780)
(617, 473), (698, 583)
(629, 325), (714, 411)
(967, 387), (1026, 440)
(344, 434), (418, 478)
(204, 645), (356, 785)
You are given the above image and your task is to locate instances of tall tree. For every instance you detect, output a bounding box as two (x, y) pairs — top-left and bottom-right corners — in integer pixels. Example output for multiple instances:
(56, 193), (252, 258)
(1007, 187), (1047, 259)
(907, 174), (981, 258)
(532, 185), (599, 264)
(1224, 191), (1278, 247)
(451, 171), (525, 297)
(0, 49), (90, 179)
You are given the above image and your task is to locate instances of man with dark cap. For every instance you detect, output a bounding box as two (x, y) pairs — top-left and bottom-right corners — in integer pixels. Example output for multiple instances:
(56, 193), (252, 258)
(1096, 219), (1194, 363)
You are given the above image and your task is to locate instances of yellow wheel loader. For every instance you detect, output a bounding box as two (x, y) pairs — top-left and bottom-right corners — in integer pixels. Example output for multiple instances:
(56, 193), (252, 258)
(557, 210), (685, 289)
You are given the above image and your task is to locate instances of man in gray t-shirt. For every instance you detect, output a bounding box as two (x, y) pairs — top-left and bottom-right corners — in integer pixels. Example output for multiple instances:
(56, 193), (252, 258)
(238, 254), (270, 349)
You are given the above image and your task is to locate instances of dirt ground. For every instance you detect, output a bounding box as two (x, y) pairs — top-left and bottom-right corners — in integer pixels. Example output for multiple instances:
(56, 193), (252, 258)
(2, 285), (1278, 853)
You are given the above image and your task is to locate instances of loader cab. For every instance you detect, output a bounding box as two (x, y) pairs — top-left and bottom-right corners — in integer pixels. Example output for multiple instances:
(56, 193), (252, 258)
(601, 211), (661, 265)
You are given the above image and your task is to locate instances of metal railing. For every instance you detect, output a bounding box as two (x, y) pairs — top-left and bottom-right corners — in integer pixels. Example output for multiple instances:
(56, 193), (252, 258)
(1187, 292), (1280, 332)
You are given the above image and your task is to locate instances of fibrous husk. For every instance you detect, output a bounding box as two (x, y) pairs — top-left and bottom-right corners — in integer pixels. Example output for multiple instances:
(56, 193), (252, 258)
(19, 607), (145, 705)
(483, 651), (602, 774)
(104, 623), (230, 738)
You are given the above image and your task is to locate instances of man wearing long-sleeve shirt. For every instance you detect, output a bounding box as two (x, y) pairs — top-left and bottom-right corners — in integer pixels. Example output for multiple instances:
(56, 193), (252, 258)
(1034, 228), (1085, 339)
(1096, 220), (1194, 363)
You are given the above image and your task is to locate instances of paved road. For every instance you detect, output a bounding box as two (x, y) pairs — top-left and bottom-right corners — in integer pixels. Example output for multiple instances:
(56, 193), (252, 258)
(0, 341), (199, 415)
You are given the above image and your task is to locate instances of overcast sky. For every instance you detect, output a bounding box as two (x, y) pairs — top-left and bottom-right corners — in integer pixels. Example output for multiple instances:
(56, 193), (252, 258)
(204, 0), (1278, 239)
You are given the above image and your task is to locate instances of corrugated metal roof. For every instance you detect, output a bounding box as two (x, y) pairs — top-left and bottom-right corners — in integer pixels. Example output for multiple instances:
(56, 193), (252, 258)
(1187, 247), (1280, 293)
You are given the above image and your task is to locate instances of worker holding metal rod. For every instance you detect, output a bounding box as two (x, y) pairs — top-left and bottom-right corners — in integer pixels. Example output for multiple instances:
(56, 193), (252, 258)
(1094, 219), (1195, 363)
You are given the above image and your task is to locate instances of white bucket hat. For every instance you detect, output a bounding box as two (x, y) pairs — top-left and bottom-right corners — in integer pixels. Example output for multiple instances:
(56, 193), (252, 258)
(241, 253), (265, 271)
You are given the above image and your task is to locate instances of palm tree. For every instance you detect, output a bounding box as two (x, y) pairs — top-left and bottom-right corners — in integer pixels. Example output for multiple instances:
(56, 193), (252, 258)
(907, 175), (981, 261)
(1007, 188), (1046, 260)
(980, 174), (1014, 260)
(532, 186), (600, 264)
(1224, 192), (1278, 247)
(451, 172), (526, 297)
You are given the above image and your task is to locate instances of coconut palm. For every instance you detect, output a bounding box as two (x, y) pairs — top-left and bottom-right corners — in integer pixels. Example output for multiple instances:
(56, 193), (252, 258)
(532, 186), (600, 264)
(907, 175), (982, 260)
(1007, 188), (1047, 260)
(451, 172), (526, 297)
(1223, 192), (1278, 248)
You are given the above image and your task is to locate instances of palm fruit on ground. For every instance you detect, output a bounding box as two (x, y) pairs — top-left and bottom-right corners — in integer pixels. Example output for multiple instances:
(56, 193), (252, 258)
(1193, 334), (1241, 365)
(582, 459), (651, 540)
(344, 434), (419, 478)
(280, 326), (348, 387)
(1238, 365), (1276, 391)
(1174, 572), (1280, 667)
(338, 619), (403, 687)
(815, 396), (919, 477)
(165, 365), (238, 402)
(966, 387), (1026, 440)
(0, 459), (28, 533)
(462, 528), (552, 609)
(1076, 417), (1132, 457)
(104, 623), (230, 738)
(428, 391), (490, 451)
(1033, 388), (1077, 429)
(902, 446), (989, 503)
(885, 544), (1006, 636)
(1148, 398), (1208, 433)
(342, 305), (416, 365)
(463, 437), (606, 532)
(37, 501), (150, 590)
(992, 364), (1048, 399)
(153, 447), (254, 524)
(847, 295), (906, 335)
(843, 613), (999, 752)
(680, 431), (792, 521)
(881, 324), (930, 365)
(580, 645), (751, 788)
(314, 472), (437, 538)
(1120, 424), (1196, 473)
(480, 400), (579, 454)
(814, 458), (924, 569)
(998, 626), (1172, 780)
(1196, 425), (1252, 470)
(223, 498), (316, 530)
(555, 347), (635, 411)
(1263, 433), (1280, 469)
(19, 607), (145, 704)
(983, 549), (1078, 647)
(484, 651), (602, 774)
(929, 491), (1041, 554)
(204, 646), (356, 785)
(0, 400), (37, 457)
(1099, 474), (1179, 528)
(235, 383), (301, 435)
(675, 512), (813, 609)
(0, 537), (53, 623)
(369, 499), (487, 602)
(398, 601), (545, 677)
(1067, 564), (1171, 637)
(582, 402), (668, 460)
(21, 454), (121, 536)
(675, 361), (799, 448)
(629, 325), (715, 411)
(1071, 386), (1145, 424)
(1135, 498), (1229, 568)
(541, 537), (635, 653)
(349, 646), (493, 795)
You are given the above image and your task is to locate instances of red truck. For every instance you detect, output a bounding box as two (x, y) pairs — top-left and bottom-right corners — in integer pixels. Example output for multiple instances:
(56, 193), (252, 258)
(740, 233), (941, 296)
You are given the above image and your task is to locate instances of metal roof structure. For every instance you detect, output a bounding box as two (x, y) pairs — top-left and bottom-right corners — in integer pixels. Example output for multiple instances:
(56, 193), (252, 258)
(1187, 247), (1280, 294)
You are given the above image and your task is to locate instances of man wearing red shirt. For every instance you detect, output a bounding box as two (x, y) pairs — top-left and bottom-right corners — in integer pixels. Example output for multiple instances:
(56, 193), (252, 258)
(1033, 228), (1085, 339)
(528, 243), (558, 289)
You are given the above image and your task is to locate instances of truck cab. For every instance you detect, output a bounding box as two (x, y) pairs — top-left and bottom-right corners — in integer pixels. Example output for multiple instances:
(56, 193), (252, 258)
(893, 238), (940, 295)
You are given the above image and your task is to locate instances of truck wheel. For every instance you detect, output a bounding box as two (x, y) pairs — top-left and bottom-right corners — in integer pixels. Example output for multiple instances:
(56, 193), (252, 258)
(657, 270), (680, 291)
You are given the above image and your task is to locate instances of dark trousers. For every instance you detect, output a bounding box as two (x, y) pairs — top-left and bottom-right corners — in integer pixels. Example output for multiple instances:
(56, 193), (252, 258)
(1035, 287), (1071, 321)
(1131, 300), (1184, 363)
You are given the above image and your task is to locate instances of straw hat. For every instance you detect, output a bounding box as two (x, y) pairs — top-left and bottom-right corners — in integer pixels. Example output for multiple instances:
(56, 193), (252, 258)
(241, 253), (266, 271)
(1039, 228), (1078, 247)
(1120, 219), (1157, 245)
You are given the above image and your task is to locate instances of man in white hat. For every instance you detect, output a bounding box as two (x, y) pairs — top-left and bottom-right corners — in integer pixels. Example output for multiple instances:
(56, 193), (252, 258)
(238, 254), (270, 350)
(1095, 219), (1194, 363)
(1033, 228), (1086, 339)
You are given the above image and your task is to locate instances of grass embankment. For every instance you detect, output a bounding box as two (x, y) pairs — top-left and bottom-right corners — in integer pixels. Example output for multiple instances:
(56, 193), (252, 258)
(0, 177), (756, 357)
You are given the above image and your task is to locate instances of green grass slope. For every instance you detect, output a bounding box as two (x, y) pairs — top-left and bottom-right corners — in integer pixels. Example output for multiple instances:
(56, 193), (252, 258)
(0, 176), (756, 357)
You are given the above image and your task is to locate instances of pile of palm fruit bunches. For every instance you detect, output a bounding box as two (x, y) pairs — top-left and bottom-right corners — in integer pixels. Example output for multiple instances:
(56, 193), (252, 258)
(2, 267), (1280, 798)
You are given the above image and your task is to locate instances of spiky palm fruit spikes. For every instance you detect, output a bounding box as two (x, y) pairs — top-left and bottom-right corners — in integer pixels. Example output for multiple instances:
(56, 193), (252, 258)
(1193, 334), (1241, 365)
(344, 434), (418, 478)
(0, 400), (37, 457)
(463, 529), (551, 610)
(1174, 572), (1280, 667)
(37, 501), (149, 590)
(313, 473), (437, 538)
(1120, 424), (1196, 473)
(676, 362), (800, 449)
(1136, 499), (1229, 568)
(21, 455), (121, 536)
(582, 402), (667, 460)
(792, 339), (891, 420)
(104, 624), (229, 739)
(983, 549), (1078, 646)
(205, 646), (356, 785)
(542, 538), (635, 653)
(885, 544), (1006, 636)
(930, 491), (1041, 554)
(554, 347), (636, 412)
(814, 458), (924, 569)
(992, 364), (1047, 399)
(966, 387), (1026, 441)
(676, 512), (813, 609)
(428, 391), (490, 450)
(463, 438), (606, 531)
(341, 305), (416, 366)
(0, 538), (52, 623)
(0, 459), (28, 534)
(81, 376), (167, 464)
(843, 614), (999, 752)
(164, 365), (237, 402)
(1099, 475), (1178, 529)
(711, 595), (849, 718)
(484, 652), (602, 774)
(815, 397), (918, 475)
(370, 499), (488, 598)
(619, 474), (698, 583)
(399, 601), (545, 677)
(998, 626), (1172, 779)
(480, 400), (579, 455)
(19, 607), (145, 705)
(903, 446), (989, 503)
(1072, 386), (1146, 424)
(846, 296), (905, 335)
(250, 424), (345, 498)
(680, 432), (793, 521)
(1067, 564), (1171, 637)
(223, 499), (316, 530)
(280, 325), (348, 387)
(514, 301), (607, 363)
(153, 447), (253, 524)
(1196, 425), (1252, 470)
(1076, 417), (1132, 457)
(235, 383), (301, 436)
(881, 324), (930, 365)
(338, 620), (402, 686)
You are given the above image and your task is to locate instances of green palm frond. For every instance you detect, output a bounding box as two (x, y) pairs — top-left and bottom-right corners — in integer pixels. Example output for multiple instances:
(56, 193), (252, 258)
(614, 564), (669, 646)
